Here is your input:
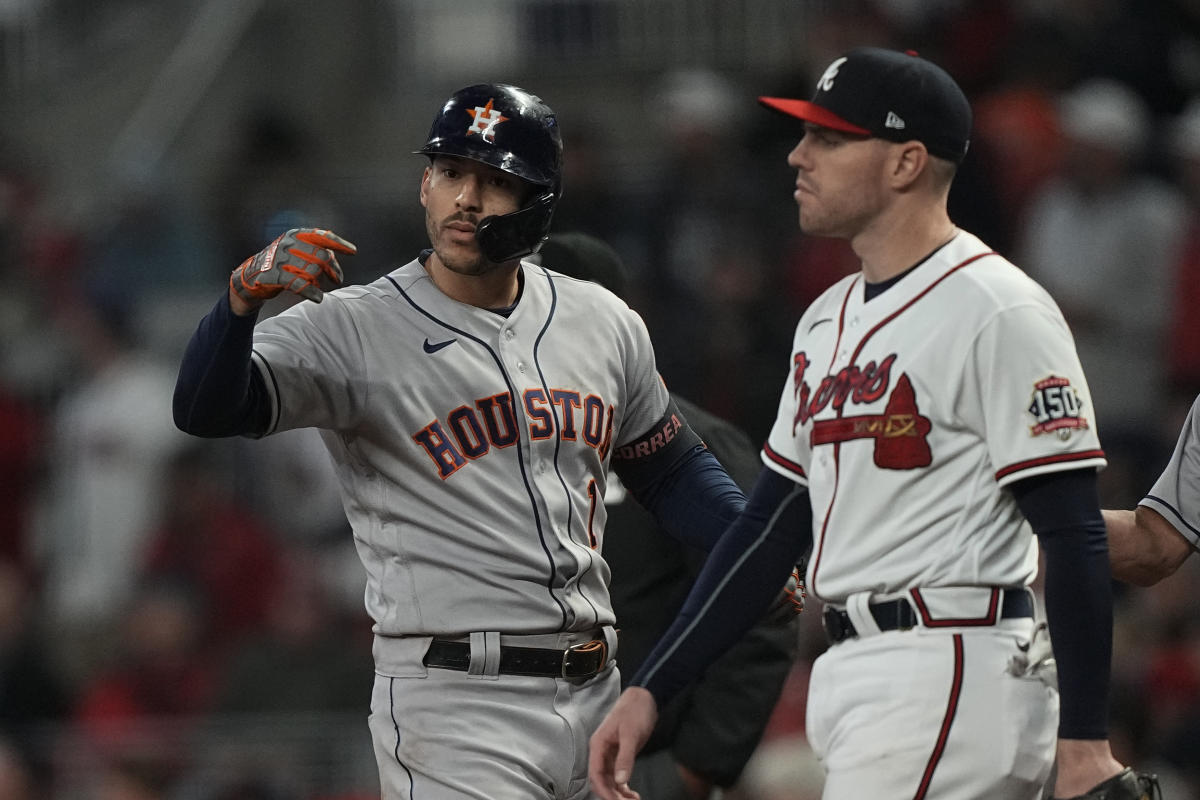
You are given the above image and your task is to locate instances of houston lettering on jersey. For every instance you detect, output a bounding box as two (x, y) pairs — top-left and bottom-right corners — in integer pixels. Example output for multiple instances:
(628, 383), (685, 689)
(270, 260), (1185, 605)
(412, 388), (615, 478)
(792, 351), (933, 469)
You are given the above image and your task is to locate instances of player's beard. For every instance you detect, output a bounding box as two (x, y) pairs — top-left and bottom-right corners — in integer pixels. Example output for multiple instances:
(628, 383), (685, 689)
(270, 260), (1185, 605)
(426, 211), (502, 276)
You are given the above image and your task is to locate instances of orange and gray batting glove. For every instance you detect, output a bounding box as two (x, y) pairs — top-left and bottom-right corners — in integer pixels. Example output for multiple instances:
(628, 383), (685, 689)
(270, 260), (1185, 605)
(230, 227), (356, 305)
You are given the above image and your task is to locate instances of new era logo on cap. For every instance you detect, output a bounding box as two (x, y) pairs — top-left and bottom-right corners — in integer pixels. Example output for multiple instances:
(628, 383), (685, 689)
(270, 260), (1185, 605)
(759, 47), (971, 163)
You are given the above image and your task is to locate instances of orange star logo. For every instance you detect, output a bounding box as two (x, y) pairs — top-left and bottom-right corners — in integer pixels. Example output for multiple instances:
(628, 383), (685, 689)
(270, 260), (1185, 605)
(466, 99), (509, 143)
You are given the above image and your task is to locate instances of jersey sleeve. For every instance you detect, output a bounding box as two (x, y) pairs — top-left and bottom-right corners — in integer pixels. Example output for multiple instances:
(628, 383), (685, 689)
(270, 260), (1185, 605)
(762, 326), (810, 485)
(250, 296), (368, 435)
(613, 306), (671, 448)
(964, 299), (1106, 487)
(1139, 394), (1200, 549)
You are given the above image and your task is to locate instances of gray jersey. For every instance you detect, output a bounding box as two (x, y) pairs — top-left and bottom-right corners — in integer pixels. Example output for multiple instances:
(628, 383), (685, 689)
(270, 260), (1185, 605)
(249, 257), (669, 637)
(1140, 394), (1200, 550)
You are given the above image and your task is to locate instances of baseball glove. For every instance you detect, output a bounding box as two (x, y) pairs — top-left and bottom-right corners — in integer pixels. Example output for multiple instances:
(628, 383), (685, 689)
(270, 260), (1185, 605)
(1057, 768), (1162, 800)
(231, 227), (356, 305)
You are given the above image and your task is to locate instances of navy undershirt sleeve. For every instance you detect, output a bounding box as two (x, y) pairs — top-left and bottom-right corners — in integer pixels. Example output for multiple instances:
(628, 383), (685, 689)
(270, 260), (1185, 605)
(172, 292), (270, 438)
(614, 402), (747, 552)
(615, 443), (747, 553)
(631, 468), (811, 706)
(1010, 467), (1112, 739)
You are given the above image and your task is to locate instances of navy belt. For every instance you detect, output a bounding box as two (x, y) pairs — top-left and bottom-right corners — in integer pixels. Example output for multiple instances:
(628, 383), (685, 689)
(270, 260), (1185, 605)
(423, 637), (609, 679)
(822, 589), (1035, 644)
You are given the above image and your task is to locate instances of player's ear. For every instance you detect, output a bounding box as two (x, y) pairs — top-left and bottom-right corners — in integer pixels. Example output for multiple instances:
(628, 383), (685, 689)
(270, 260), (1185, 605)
(889, 141), (928, 190)
(419, 165), (433, 208)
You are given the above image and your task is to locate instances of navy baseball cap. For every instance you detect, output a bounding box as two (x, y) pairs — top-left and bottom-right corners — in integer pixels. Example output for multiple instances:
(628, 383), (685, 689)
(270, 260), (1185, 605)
(759, 47), (972, 164)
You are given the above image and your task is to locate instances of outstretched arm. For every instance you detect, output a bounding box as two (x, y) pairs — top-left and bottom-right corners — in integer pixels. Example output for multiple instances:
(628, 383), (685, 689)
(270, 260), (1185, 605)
(590, 469), (810, 799)
(174, 227), (356, 438)
(1104, 506), (1195, 586)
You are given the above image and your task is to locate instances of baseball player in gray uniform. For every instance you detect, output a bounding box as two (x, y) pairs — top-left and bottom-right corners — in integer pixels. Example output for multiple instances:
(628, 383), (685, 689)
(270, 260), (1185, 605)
(589, 48), (1153, 800)
(1105, 393), (1200, 585)
(173, 84), (749, 799)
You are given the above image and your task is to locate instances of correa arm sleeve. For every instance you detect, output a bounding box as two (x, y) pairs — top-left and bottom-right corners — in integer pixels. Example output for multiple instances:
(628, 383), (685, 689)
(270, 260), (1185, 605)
(172, 292), (270, 438)
(613, 401), (747, 552)
(1010, 467), (1111, 739)
(631, 468), (811, 706)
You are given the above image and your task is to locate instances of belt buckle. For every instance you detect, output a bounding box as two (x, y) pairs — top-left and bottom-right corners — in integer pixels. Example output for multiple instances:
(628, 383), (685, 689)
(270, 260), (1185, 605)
(562, 638), (607, 678)
(821, 607), (849, 642)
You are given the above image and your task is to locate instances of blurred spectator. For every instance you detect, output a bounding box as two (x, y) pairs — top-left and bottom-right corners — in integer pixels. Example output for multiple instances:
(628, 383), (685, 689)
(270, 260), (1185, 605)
(0, 388), (43, 574)
(633, 67), (796, 438)
(1015, 78), (1188, 507)
(71, 580), (217, 752)
(0, 736), (39, 800)
(33, 294), (191, 687)
(140, 442), (287, 656)
(213, 550), (372, 715)
(0, 560), (69, 734)
(1163, 98), (1200, 418)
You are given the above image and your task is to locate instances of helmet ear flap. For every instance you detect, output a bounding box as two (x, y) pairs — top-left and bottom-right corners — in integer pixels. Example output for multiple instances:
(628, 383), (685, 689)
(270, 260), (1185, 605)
(476, 192), (556, 263)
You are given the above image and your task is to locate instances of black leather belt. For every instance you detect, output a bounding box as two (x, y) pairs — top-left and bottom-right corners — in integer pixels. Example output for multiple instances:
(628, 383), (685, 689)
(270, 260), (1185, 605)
(423, 637), (609, 679)
(822, 589), (1035, 644)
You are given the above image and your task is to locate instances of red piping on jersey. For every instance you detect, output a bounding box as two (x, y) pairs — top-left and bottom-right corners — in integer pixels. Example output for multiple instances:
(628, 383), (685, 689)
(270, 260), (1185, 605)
(994, 449), (1106, 481)
(910, 587), (1000, 627)
(809, 252), (996, 599)
(913, 634), (965, 800)
(763, 441), (807, 478)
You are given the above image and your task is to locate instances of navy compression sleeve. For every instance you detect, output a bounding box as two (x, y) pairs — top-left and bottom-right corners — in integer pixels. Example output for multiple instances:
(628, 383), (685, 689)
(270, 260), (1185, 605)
(172, 292), (270, 437)
(1010, 468), (1112, 739)
(631, 468), (811, 706)
(614, 402), (747, 552)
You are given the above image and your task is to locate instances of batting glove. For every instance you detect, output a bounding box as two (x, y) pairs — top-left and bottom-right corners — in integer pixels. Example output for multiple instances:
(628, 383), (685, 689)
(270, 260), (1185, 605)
(767, 565), (806, 623)
(230, 227), (356, 305)
(1057, 767), (1162, 800)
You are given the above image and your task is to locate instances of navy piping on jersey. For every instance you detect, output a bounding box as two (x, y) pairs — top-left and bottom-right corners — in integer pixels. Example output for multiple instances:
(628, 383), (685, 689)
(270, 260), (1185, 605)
(913, 634), (964, 800)
(808, 251), (995, 599)
(1144, 493), (1200, 542)
(253, 349), (284, 435)
(531, 267), (603, 627)
(385, 272), (570, 629)
(387, 677), (416, 796)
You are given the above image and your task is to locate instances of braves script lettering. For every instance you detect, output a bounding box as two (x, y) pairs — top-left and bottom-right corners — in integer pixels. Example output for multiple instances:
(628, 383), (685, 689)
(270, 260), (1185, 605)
(793, 352), (932, 469)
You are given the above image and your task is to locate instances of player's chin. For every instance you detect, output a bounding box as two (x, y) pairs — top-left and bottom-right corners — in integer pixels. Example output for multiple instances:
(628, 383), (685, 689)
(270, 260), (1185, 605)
(435, 246), (491, 276)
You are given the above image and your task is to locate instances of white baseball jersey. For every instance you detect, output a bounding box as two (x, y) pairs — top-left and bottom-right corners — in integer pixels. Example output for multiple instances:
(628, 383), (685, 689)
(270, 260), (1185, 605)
(248, 257), (669, 638)
(1140, 394), (1200, 550)
(763, 230), (1106, 604)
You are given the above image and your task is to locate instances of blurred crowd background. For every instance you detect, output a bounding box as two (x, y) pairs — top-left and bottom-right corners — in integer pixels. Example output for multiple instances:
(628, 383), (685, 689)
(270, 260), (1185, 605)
(3, 0), (1200, 797)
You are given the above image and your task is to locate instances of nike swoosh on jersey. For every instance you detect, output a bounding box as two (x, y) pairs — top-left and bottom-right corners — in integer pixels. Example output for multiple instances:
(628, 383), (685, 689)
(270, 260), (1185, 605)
(423, 338), (456, 354)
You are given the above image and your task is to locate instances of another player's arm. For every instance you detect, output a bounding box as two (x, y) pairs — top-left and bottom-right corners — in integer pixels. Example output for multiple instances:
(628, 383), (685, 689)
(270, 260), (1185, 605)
(1009, 468), (1125, 798)
(590, 470), (811, 800)
(1103, 506), (1195, 586)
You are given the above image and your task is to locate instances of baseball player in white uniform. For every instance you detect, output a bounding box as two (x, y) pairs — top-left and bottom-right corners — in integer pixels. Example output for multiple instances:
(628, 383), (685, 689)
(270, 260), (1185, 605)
(1105, 393), (1200, 585)
(173, 84), (749, 799)
(590, 48), (1151, 800)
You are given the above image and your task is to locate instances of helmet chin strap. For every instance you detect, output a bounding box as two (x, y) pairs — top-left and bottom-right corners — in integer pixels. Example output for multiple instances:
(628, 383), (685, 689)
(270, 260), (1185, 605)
(475, 192), (556, 263)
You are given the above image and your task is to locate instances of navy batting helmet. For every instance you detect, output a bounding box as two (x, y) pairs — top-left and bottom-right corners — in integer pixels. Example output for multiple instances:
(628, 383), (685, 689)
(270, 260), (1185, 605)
(416, 83), (563, 263)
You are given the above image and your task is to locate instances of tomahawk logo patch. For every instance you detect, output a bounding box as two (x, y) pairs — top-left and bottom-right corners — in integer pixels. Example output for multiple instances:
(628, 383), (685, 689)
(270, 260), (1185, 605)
(466, 98), (508, 143)
(1027, 375), (1089, 438)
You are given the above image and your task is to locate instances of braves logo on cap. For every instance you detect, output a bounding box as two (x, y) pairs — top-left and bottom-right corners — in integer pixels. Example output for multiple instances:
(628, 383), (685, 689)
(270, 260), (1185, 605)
(466, 98), (509, 143)
(817, 57), (847, 92)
